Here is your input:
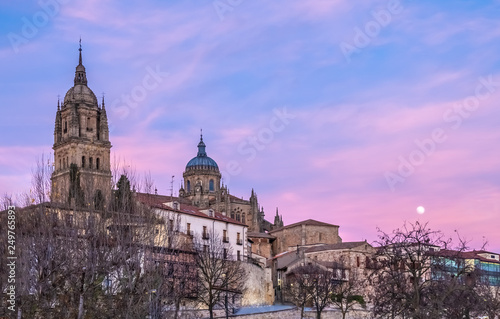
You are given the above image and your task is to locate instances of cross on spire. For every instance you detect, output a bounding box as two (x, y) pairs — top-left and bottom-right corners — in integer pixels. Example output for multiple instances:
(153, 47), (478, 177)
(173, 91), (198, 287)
(78, 37), (82, 65)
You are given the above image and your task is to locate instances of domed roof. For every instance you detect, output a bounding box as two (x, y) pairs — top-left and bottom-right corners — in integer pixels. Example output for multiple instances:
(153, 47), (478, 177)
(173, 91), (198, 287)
(63, 42), (98, 108)
(186, 135), (219, 171)
(64, 84), (98, 106)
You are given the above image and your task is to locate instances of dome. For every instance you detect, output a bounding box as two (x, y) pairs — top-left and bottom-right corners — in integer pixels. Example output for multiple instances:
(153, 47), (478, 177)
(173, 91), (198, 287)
(185, 136), (219, 171)
(62, 42), (97, 108)
(63, 84), (98, 107)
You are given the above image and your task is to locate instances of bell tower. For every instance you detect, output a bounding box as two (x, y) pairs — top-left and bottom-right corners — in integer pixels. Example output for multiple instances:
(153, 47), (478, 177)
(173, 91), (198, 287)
(51, 42), (112, 209)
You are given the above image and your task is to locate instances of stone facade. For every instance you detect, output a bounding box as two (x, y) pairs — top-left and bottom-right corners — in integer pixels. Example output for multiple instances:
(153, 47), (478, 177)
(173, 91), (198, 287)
(240, 263), (274, 306)
(178, 137), (283, 234)
(51, 44), (112, 208)
(269, 219), (342, 255)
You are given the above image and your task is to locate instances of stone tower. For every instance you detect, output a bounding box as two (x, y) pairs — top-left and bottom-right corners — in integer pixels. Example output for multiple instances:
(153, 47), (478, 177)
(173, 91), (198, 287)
(179, 134), (221, 208)
(51, 43), (112, 209)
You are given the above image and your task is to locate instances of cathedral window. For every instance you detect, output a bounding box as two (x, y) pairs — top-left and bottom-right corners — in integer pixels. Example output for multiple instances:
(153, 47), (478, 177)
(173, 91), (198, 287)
(209, 179), (214, 191)
(89, 157), (93, 169)
(82, 156), (85, 168)
(187, 180), (191, 192)
(64, 121), (67, 133)
(236, 213), (240, 222)
(59, 159), (62, 170)
(242, 213), (246, 224)
(231, 211), (235, 219)
(96, 158), (100, 170)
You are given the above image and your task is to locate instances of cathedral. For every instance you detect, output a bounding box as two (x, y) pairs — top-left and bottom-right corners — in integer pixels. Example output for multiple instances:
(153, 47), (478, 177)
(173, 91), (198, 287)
(177, 134), (283, 233)
(49, 44), (283, 234)
(51, 43), (112, 210)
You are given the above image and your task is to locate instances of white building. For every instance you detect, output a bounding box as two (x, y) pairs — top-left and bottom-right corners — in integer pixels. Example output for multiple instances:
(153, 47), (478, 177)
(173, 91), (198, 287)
(137, 193), (248, 260)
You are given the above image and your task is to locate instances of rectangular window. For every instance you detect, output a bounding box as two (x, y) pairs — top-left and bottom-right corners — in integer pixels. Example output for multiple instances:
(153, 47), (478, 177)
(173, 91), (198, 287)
(89, 157), (93, 169)
(237, 250), (241, 261)
(82, 156), (85, 168)
(237, 232), (242, 245)
(168, 219), (174, 232)
(223, 248), (228, 259)
(223, 230), (228, 242)
(203, 226), (208, 239)
(187, 223), (191, 235)
(96, 158), (100, 170)
(357, 256), (360, 267)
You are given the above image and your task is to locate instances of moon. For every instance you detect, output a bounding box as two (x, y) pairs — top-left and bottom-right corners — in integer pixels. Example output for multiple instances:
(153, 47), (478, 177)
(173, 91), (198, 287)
(417, 206), (425, 214)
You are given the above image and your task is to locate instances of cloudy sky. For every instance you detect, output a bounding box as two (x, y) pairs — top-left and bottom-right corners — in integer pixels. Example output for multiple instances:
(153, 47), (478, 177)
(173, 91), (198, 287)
(1, 0), (500, 251)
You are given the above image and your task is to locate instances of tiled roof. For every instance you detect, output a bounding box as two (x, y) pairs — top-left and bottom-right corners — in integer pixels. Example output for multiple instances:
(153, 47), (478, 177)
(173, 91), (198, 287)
(305, 241), (370, 253)
(247, 232), (276, 239)
(269, 219), (339, 233)
(135, 192), (247, 227)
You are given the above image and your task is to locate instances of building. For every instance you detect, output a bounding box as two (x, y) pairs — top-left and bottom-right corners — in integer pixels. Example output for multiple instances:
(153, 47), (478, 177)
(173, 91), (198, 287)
(136, 192), (248, 261)
(269, 219), (342, 255)
(178, 135), (284, 234)
(270, 241), (376, 303)
(50, 43), (112, 209)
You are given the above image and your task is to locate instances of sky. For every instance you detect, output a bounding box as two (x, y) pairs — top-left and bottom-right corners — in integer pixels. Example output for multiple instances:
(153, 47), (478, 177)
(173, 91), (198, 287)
(1, 0), (500, 252)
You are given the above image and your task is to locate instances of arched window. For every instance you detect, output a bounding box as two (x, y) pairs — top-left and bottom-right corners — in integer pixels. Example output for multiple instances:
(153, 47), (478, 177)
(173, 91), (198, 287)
(242, 213), (246, 224)
(209, 179), (214, 191)
(82, 156), (86, 168)
(236, 213), (240, 222)
(231, 211), (235, 219)
(89, 157), (93, 169)
(96, 158), (100, 170)
(187, 180), (191, 192)
(64, 121), (67, 133)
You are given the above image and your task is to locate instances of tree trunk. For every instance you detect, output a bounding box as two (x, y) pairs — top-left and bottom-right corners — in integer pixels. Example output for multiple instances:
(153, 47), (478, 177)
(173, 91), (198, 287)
(77, 293), (84, 319)
(209, 304), (214, 319)
(316, 310), (321, 319)
(174, 298), (180, 319)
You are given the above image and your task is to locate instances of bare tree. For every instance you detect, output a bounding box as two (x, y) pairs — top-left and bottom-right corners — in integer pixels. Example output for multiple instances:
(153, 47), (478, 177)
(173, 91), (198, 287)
(371, 221), (499, 319)
(307, 264), (338, 319)
(371, 221), (450, 319)
(284, 265), (314, 319)
(330, 265), (367, 319)
(194, 231), (246, 319)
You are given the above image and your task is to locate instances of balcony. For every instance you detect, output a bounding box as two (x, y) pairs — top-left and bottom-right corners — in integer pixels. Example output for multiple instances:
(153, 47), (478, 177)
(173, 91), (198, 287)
(223, 236), (229, 243)
(236, 239), (243, 245)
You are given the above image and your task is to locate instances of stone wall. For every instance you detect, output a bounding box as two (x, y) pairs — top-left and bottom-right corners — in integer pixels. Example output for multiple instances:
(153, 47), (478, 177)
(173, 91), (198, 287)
(241, 263), (274, 305)
(272, 224), (341, 254)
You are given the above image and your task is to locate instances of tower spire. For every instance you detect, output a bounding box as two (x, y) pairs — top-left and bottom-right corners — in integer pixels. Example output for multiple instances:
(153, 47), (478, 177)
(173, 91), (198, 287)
(79, 37), (82, 65)
(74, 39), (88, 86)
(197, 131), (207, 157)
